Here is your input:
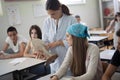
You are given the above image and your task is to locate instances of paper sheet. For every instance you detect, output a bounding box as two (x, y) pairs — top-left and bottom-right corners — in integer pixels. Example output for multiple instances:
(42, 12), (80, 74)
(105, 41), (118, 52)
(9, 58), (27, 64)
(7, 5), (21, 26)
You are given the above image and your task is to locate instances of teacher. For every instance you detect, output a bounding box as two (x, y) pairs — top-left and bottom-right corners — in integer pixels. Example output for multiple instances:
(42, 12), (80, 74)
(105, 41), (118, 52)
(42, 0), (77, 73)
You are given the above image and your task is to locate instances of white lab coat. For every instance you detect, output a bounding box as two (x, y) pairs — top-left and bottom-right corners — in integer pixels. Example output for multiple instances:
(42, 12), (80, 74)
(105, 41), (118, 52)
(42, 14), (77, 73)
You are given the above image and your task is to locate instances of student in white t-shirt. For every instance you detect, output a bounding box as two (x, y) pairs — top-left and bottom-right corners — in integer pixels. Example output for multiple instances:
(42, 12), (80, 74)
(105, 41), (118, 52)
(0, 26), (27, 59)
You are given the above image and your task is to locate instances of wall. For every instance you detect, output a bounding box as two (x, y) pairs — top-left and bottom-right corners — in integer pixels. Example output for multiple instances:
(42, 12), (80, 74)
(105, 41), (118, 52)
(0, 0), (100, 49)
(68, 0), (100, 28)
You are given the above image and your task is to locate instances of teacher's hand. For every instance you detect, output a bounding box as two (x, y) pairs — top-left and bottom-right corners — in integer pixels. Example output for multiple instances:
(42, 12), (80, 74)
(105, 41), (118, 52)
(47, 41), (62, 49)
(50, 75), (59, 80)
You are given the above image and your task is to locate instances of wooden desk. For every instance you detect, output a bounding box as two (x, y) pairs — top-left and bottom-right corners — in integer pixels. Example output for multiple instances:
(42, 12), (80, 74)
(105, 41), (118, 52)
(100, 50), (115, 61)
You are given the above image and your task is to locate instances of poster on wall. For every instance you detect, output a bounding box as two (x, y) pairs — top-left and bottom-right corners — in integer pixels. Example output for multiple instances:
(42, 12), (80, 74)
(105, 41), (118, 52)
(60, 0), (86, 5)
(7, 5), (21, 26)
(33, 4), (47, 17)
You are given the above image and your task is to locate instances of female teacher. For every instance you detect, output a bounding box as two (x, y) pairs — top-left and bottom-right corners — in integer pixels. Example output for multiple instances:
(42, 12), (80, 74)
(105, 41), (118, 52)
(42, 0), (77, 73)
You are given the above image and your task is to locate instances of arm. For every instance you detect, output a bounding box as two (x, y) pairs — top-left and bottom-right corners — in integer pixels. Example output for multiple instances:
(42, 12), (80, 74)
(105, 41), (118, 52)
(106, 20), (115, 33)
(102, 50), (120, 80)
(0, 43), (9, 55)
(102, 64), (117, 80)
(1, 42), (9, 52)
(24, 41), (36, 58)
(51, 47), (73, 79)
(71, 45), (100, 80)
(0, 42), (26, 59)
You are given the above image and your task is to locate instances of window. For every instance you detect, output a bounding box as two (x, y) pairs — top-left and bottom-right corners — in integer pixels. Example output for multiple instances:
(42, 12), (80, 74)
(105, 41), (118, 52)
(60, 0), (86, 5)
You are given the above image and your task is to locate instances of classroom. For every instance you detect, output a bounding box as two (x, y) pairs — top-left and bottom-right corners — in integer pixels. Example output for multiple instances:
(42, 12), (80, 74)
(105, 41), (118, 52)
(0, 0), (120, 80)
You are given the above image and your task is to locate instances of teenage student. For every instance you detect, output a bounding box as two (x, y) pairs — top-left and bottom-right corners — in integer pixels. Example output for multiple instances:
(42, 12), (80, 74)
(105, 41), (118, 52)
(50, 23), (103, 80)
(24, 25), (43, 58)
(42, 0), (77, 73)
(0, 26), (27, 59)
(24, 25), (57, 63)
(106, 12), (120, 49)
(102, 29), (120, 80)
(24, 25), (57, 75)
(75, 15), (87, 26)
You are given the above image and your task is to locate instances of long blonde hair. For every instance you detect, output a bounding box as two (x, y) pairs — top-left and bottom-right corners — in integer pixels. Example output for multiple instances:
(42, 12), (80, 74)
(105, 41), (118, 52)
(70, 35), (88, 76)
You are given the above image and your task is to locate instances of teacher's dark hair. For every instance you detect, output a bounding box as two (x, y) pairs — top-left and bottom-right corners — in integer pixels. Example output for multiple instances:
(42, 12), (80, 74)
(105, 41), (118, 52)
(46, 0), (71, 15)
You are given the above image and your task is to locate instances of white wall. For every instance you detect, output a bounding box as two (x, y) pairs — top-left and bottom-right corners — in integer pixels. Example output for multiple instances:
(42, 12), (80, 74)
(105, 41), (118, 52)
(68, 0), (100, 28)
(0, 0), (100, 49)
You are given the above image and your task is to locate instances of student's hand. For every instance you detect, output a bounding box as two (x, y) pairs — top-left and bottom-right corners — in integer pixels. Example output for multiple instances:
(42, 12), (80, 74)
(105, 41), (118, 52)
(0, 54), (6, 59)
(44, 45), (49, 50)
(50, 75), (59, 80)
(0, 53), (3, 56)
(34, 50), (46, 60)
(31, 54), (37, 58)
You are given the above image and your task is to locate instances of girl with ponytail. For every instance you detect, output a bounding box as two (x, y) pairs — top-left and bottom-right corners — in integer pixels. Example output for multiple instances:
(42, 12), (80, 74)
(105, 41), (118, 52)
(42, 0), (77, 73)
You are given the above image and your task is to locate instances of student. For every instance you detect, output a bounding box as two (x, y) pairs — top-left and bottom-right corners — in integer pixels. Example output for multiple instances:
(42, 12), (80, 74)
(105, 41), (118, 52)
(0, 26), (27, 59)
(24, 25), (57, 75)
(24, 25), (57, 62)
(24, 25), (43, 58)
(50, 23), (103, 80)
(75, 15), (87, 26)
(42, 0), (77, 73)
(106, 12), (120, 49)
(102, 29), (120, 80)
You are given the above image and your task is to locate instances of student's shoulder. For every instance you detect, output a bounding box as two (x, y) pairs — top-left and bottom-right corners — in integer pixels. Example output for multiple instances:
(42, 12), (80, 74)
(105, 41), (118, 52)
(5, 36), (11, 43)
(88, 43), (99, 51)
(67, 46), (72, 53)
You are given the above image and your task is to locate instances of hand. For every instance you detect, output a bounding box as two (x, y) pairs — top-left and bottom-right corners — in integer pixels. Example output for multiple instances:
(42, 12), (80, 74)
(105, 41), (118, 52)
(50, 75), (59, 80)
(44, 45), (49, 50)
(47, 41), (61, 49)
(46, 54), (58, 65)
(34, 50), (46, 59)
(0, 53), (3, 56)
(0, 54), (5, 59)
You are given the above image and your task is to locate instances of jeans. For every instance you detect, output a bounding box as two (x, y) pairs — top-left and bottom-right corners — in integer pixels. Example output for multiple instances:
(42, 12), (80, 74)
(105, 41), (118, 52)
(29, 63), (50, 76)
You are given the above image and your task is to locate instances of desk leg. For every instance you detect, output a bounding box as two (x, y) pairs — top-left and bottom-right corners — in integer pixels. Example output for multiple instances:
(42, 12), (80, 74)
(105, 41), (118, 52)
(13, 71), (23, 80)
